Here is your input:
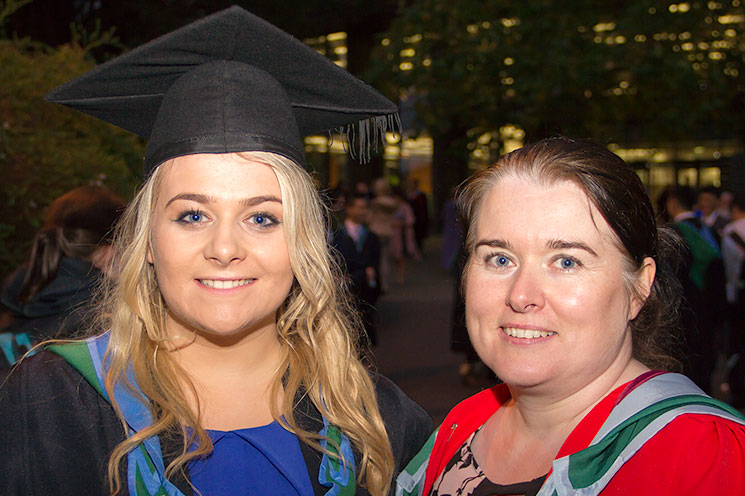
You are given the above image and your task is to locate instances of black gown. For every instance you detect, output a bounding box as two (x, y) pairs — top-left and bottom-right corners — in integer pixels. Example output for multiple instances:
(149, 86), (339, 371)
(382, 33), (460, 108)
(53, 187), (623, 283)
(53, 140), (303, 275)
(0, 350), (432, 495)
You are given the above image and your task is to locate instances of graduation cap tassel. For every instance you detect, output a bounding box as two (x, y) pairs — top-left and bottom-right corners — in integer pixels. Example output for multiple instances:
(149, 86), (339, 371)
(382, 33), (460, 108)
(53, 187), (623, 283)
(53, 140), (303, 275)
(353, 112), (401, 164)
(372, 116), (381, 153)
(359, 118), (370, 163)
(348, 123), (356, 159)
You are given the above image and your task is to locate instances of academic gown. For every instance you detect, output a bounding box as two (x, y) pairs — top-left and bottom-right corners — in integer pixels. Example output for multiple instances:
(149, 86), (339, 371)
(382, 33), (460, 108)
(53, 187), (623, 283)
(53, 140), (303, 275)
(0, 340), (432, 495)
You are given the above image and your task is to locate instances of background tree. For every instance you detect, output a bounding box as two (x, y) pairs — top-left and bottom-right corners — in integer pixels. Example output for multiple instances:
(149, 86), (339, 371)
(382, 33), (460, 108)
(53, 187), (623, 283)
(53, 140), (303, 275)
(367, 0), (745, 215)
(0, 0), (142, 279)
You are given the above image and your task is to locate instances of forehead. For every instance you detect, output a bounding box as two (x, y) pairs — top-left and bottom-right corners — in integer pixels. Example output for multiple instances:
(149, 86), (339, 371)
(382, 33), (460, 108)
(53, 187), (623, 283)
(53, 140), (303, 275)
(476, 174), (616, 245)
(156, 153), (280, 199)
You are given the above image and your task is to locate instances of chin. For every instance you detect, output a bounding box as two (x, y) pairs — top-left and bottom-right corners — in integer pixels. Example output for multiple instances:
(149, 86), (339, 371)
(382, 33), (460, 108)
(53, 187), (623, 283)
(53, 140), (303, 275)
(486, 360), (551, 389)
(198, 318), (267, 336)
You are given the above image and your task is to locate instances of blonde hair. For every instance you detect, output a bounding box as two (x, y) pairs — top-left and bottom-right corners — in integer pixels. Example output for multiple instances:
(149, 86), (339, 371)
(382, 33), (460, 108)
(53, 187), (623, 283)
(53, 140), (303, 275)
(98, 152), (393, 494)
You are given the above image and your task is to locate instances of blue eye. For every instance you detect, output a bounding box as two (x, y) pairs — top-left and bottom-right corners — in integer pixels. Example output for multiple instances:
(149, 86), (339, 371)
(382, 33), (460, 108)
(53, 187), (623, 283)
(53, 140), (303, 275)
(558, 257), (578, 269)
(248, 212), (278, 228)
(486, 253), (512, 268)
(176, 209), (205, 224)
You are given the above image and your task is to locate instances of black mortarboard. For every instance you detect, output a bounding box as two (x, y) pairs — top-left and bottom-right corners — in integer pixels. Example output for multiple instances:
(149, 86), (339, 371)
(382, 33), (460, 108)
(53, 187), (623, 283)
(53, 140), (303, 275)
(45, 5), (398, 174)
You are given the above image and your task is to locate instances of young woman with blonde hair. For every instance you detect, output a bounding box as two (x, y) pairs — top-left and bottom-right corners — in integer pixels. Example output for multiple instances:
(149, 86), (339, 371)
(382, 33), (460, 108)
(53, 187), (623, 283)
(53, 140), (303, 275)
(0, 7), (431, 496)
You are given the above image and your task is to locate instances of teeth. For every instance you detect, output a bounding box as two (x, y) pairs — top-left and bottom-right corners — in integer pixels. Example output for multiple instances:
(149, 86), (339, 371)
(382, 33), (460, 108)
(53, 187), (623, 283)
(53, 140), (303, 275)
(502, 327), (556, 339)
(200, 279), (252, 289)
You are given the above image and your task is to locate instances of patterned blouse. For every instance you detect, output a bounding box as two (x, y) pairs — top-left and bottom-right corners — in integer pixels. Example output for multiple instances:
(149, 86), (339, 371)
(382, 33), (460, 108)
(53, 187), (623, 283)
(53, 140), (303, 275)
(430, 430), (546, 496)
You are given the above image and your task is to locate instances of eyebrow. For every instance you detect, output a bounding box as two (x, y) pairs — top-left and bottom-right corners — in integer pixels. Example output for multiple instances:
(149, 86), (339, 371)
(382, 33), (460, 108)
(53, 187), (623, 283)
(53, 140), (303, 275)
(474, 239), (512, 250)
(547, 239), (598, 257)
(474, 238), (598, 257)
(165, 193), (282, 208)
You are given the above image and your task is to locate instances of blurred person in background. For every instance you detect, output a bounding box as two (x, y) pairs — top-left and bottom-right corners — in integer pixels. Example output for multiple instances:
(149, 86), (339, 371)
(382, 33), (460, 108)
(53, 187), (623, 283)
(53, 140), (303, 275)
(369, 178), (398, 293)
(398, 137), (745, 496)
(391, 186), (420, 285)
(331, 192), (382, 348)
(663, 185), (727, 393)
(0, 185), (123, 368)
(441, 187), (492, 387)
(406, 178), (429, 253)
(722, 191), (745, 410)
(697, 185), (731, 246)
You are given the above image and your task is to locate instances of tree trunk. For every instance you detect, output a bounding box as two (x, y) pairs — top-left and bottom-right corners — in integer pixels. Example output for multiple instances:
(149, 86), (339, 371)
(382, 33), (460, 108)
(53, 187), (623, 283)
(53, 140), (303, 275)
(431, 126), (470, 230)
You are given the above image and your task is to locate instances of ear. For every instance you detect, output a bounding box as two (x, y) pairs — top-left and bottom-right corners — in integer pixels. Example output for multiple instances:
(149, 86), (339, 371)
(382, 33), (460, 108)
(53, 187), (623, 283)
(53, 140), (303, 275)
(146, 241), (154, 264)
(629, 257), (656, 320)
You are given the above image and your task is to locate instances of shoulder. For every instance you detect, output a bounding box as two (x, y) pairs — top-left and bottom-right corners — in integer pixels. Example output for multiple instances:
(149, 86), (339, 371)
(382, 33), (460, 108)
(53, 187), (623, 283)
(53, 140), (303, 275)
(0, 349), (124, 495)
(611, 411), (745, 495)
(2, 347), (90, 395)
(428, 384), (507, 464)
(371, 372), (429, 424)
(369, 373), (433, 470)
(1, 347), (121, 434)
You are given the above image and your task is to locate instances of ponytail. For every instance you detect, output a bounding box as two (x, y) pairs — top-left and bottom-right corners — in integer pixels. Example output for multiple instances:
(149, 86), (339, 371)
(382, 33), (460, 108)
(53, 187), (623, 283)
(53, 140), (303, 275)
(18, 228), (63, 303)
(15, 185), (124, 304)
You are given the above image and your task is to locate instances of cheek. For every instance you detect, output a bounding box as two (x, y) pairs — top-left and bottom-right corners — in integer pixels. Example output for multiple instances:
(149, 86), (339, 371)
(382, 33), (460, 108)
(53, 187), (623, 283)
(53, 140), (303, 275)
(464, 269), (499, 323)
(149, 227), (194, 285)
(260, 234), (293, 279)
(559, 280), (631, 339)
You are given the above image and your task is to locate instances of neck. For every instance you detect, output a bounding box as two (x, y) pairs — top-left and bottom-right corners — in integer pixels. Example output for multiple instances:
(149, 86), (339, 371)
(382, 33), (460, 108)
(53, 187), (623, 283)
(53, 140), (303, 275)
(171, 326), (283, 378)
(164, 316), (287, 427)
(505, 356), (648, 437)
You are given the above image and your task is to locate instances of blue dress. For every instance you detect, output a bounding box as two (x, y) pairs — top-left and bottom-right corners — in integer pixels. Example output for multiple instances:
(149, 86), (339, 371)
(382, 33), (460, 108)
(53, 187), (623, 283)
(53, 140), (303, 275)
(188, 421), (314, 495)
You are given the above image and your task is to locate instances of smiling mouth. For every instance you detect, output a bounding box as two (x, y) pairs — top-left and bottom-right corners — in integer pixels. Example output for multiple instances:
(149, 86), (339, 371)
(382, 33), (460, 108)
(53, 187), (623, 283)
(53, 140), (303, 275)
(198, 279), (254, 289)
(502, 327), (556, 339)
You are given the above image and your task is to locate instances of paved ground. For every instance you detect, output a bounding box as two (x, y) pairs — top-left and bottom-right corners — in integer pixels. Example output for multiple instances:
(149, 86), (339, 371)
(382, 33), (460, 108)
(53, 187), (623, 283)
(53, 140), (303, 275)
(371, 236), (485, 425)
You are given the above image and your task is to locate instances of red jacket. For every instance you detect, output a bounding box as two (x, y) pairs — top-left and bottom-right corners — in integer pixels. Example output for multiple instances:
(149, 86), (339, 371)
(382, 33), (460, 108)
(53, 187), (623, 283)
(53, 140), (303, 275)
(422, 372), (745, 495)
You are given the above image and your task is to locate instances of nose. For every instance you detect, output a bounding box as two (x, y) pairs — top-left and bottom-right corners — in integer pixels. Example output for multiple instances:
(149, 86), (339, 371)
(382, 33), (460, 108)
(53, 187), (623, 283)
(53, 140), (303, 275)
(204, 220), (247, 266)
(505, 265), (544, 313)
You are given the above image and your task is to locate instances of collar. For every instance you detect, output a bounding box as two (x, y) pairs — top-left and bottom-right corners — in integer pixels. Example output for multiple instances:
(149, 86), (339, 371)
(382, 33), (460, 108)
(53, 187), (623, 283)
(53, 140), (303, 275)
(674, 210), (697, 223)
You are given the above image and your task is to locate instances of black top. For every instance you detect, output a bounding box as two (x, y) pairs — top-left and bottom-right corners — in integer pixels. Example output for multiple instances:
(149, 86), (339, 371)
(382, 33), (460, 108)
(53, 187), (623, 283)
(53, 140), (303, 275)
(1, 257), (101, 342)
(0, 350), (432, 495)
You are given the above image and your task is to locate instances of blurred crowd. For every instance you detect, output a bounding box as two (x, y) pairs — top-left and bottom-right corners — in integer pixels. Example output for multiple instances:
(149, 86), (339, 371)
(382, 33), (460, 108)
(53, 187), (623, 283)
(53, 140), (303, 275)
(325, 177), (430, 350)
(655, 185), (745, 409)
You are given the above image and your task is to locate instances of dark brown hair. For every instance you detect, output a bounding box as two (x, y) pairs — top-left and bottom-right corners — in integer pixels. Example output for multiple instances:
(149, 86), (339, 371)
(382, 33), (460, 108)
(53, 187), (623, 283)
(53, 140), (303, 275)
(457, 136), (683, 371)
(18, 185), (124, 303)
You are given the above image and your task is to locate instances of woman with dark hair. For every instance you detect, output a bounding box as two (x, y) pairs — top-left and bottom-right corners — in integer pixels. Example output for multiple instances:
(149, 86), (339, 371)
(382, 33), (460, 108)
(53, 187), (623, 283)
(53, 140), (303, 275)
(0, 185), (123, 363)
(398, 137), (745, 496)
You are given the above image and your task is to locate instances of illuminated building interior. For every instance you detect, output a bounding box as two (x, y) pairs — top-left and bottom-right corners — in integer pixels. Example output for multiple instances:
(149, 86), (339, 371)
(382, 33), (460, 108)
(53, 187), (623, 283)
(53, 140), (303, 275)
(304, 3), (745, 199)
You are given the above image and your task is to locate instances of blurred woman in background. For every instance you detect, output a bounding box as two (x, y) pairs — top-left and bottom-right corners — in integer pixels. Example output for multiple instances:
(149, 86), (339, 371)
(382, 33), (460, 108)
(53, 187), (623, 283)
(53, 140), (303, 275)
(0, 185), (123, 366)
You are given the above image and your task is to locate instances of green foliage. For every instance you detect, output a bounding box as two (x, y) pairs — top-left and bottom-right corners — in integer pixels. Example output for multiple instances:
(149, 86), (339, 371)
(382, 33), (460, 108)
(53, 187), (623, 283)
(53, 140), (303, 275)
(0, 0), (33, 30)
(0, 38), (143, 277)
(367, 0), (745, 153)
